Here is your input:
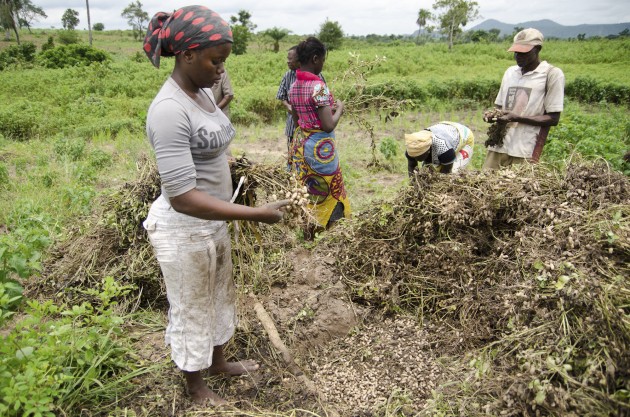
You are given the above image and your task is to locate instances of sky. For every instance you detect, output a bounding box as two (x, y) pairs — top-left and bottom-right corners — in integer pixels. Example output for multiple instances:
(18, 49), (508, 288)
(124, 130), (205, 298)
(29, 0), (630, 36)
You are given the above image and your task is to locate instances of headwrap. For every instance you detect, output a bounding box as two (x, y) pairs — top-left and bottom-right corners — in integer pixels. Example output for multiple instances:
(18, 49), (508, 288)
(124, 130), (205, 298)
(143, 5), (233, 68)
(405, 130), (433, 158)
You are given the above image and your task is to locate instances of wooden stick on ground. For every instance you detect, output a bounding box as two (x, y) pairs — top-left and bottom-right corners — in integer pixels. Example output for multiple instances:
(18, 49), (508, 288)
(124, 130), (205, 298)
(252, 299), (317, 394)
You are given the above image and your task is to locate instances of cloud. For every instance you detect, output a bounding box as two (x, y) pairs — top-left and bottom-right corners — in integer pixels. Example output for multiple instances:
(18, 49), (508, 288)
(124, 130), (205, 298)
(30, 0), (630, 34)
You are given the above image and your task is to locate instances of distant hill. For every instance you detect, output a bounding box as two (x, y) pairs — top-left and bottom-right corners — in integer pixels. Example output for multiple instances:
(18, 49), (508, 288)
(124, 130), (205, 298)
(468, 19), (630, 39)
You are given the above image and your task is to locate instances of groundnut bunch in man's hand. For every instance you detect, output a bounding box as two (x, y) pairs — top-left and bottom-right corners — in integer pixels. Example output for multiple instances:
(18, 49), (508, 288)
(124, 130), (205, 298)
(483, 108), (505, 123)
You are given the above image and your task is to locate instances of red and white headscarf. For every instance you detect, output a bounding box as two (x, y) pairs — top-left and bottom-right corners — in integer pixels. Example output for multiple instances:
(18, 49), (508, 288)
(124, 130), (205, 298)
(143, 5), (233, 68)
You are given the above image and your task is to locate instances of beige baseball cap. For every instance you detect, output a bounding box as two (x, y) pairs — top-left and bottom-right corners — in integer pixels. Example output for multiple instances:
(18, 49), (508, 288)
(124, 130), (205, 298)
(508, 28), (544, 53)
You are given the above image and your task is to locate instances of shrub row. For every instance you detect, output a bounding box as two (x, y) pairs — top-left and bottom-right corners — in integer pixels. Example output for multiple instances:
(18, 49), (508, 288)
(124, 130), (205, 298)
(236, 77), (629, 125)
(0, 43), (109, 71)
(0, 42), (37, 71)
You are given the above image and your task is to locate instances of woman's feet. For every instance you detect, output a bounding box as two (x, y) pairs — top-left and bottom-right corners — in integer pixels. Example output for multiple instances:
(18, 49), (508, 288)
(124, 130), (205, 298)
(209, 358), (260, 376)
(183, 346), (260, 405)
(184, 370), (227, 405)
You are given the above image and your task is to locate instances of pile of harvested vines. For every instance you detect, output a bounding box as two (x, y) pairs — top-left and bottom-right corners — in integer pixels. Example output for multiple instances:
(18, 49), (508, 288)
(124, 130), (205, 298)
(322, 161), (629, 416)
(39, 155), (303, 306)
(38, 155), (164, 306)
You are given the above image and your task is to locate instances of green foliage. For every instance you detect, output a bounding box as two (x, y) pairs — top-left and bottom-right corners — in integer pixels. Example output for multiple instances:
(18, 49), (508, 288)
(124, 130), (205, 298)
(41, 36), (55, 51)
(566, 76), (630, 105)
(0, 277), (142, 417)
(543, 104), (630, 173)
(62, 185), (96, 214)
(262, 27), (291, 53)
(229, 10), (257, 55)
(361, 78), (498, 103)
(318, 19), (344, 51)
(0, 102), (40, 140)
(415, 8), (434, 45)
(433, 0), (480, 49)
(88, 149), (113, 170)
(0, 162), (8, 187)
(0, 203), (53, 322)
(37, 44), (110, 69)
(56, 29), (80, 45)
(54, 136), (86, 161)
(121, 1), (149, 41)
(61, 8), (80, 30)
(92, 22), (105, 31)
(0, 42), (37, 71)
(246, 96), (283, 123)
(231, 25), (251, 55)
(0, 281), (23, 324)
(379, 136), (399, 160)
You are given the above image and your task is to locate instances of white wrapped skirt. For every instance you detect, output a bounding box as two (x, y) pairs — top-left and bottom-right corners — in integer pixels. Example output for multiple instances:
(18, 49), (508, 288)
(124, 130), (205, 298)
(143, 195), (237, 372)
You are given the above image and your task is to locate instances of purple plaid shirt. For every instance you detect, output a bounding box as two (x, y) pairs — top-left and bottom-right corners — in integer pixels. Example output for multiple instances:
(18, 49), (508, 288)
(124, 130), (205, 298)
(289, 70), (334, 131)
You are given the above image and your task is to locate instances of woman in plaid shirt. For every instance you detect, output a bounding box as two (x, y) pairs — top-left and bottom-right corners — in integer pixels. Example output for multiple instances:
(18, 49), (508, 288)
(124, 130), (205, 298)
(289, 37), (351, 238)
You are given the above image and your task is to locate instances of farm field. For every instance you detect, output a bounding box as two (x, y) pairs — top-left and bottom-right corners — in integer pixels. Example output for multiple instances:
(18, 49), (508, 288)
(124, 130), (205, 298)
(0, 30), (629, 416)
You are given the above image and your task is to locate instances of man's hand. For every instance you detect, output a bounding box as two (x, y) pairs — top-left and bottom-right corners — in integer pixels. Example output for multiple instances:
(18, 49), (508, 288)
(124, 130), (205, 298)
(497, 111), (519, 123)
(483, 109), (505, 123)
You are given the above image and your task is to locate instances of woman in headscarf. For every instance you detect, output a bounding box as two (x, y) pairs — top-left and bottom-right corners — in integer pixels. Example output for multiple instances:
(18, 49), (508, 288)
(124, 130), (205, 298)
(288, 37), (351, 239)
(142, 5), (289, 405)
(405, 121), (475, 176)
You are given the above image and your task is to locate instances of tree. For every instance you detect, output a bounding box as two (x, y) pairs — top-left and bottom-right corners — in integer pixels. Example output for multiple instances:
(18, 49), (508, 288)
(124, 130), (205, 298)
(432, 0), (479, 50)
(488, 28), (500, 42)
(61, 8), (79, 30)
(415, 8), (432, 44)
(467, 28), (499, 43)
(318, 19), (344, 51)
(92, 22), (104, 31)
(121, 0), (148, 41)
(0, 0), (20, 42)
(511, 26), (524, 37)
(16, 0), (46, 33)
(262, 27), (290, 52)
(230, 9), (256, 55)
(85, 0), (92, 46)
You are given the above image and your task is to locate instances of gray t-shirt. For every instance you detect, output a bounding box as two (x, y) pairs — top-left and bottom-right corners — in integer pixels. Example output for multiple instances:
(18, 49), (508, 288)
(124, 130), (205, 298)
(146, 77), (235, 203)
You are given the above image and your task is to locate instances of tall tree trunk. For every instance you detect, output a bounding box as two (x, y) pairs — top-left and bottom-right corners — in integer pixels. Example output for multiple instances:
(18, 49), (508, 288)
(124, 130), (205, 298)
(11, 19), (19, 44)
(448, 17), (455, 50)
(1, 0), (19, 44)
(86, 0), (92, 46)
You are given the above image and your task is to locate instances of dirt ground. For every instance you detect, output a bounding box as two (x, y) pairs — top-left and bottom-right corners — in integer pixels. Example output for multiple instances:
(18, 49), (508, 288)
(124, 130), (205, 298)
(121, 130), (441, 416)
(128, 242), (442, 417)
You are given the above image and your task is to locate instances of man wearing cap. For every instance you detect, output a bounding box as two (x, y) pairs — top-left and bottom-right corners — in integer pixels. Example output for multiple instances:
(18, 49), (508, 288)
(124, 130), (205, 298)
(405, 121), (474, 176)
(483, 28), (565, 169)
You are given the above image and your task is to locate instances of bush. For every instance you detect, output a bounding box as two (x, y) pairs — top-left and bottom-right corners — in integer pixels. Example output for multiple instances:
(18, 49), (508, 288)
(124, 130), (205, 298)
(245, 96), (283, 123)
(0, 108), (39, 140)
(56, 29), (80, 45)
(53, 136), (86, 161)
(566, 76), (630, 105)
(0, 162), (8, 187)
(37, 44), (110, 69)
(93, 22), (105, 31)
(379, 136), (399, 160)
(0, 278), (143, 417)
(41, 36), (55, 52)
(0, 42), (37, 71)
